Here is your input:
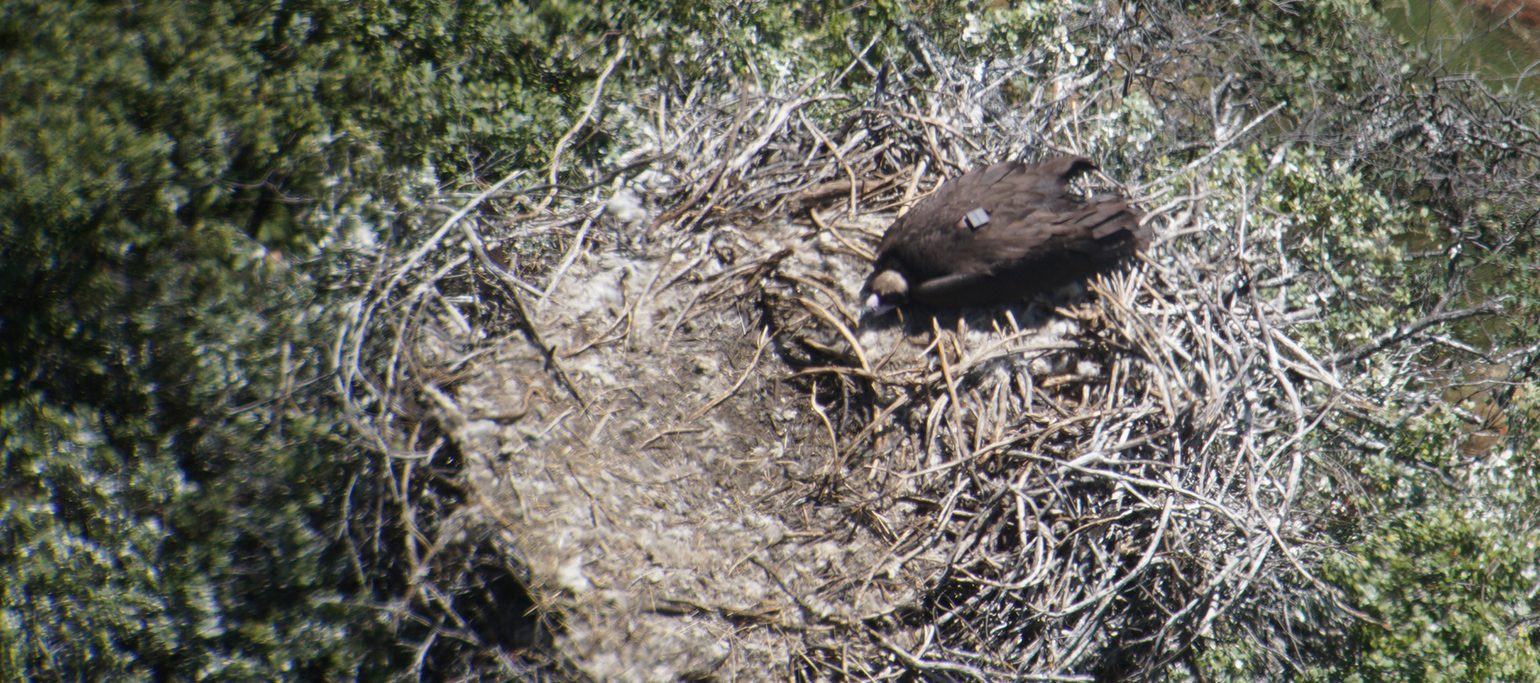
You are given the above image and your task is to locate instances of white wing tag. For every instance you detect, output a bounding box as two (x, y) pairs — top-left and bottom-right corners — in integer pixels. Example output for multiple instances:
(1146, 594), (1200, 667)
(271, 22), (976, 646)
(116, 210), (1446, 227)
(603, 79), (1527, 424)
(963, 207), (991, 230)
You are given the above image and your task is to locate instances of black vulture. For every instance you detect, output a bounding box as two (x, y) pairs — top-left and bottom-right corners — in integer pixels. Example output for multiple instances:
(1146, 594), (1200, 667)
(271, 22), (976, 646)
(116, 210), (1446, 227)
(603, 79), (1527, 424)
(863, 155), (1147, 313)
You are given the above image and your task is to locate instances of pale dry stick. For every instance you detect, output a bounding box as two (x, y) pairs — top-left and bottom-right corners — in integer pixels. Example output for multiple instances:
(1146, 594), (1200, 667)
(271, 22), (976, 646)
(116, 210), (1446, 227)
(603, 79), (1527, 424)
(1164, 282), (1229, 405)
(810, 381), (846, 486)
(774, 271), (851, 316)
(1274, 441), (1314, 581)
(1045, 456), (1256, 533)
(901, 159), (930, 206)
(1106, 290), (1184, 424)
(901, 428), (1037, 480)
(383, 170), (531, 298)
(983, 377), (1008, 452)
(869, 630), (1039, 682)
(781, 365), (887, 388)
(831, 32), (882, 93)
(789, 117), (829, 168)
(1201, 366), (1269, 507)
(335, 327), (394, 449)
(652, 99), (722, 163)
(784, 147), (889, 205)
(1185, 277), (1254, 379)
(952, 512), (1048, 590)
(921, 107), (963, 171)
(1149, 545), (1256, 660)
(1425, 332), (1491, 362)
(1320, 417), (1392, 452)
(1101, 340), (1128, 414)
(653, 116), (741, 229)
(726, 79), (834, 176)
(539, 37), (629, 211)
(797, 111), (862, 219)
(632, 425), (707, 451)
(1251, 483), (1384, 626)
(433, 289), (474, 338)
(1244, 261), (1306, 421)
(405, 627), (441, 678)
(1193, 501), (1286, 636)
(535, 213), (596, 310)
(930, 479), (1031, 584)
(1053, 500), (1175, 662)
(386, 258), (470, 397)
(937, 337), (1081, 381)
(410, 252), (472, 310)
(1263, 332), (1337, 391)
(832, 127), (875, 166)
(651, 89), (671, 158)
(1248, 398), (1335, 494)
(1333, 302), (1503, 365)
(932, 329), (970, 466)
(824, 392), (910, 476)
(1248, 143), (1295, 280)
(1148, 200), (1206, 244)
(907, 465), (983, 578)
(908, 336), (1080, 401)
(677, 91), (845, 232)
(378, 253), (476, 400)
(383, 428), (457, 622)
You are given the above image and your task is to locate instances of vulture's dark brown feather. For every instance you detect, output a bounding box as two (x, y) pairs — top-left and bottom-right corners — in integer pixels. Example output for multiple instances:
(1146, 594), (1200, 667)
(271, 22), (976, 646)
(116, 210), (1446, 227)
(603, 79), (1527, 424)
(863, 155), (1147, 311)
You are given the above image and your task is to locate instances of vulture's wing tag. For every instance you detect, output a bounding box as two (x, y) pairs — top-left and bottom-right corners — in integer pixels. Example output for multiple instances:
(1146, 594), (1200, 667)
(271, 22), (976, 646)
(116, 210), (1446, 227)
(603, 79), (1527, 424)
(962, 207), (991, 231)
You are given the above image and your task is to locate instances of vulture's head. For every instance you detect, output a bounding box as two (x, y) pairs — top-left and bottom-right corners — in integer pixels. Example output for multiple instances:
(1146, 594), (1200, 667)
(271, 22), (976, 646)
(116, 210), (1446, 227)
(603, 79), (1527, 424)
(862, 269), (910, 316)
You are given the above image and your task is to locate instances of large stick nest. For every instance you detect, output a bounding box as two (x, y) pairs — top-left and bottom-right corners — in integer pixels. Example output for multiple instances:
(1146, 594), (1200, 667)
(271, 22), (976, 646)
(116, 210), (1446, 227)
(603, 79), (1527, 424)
(331, 10), (1520, 681)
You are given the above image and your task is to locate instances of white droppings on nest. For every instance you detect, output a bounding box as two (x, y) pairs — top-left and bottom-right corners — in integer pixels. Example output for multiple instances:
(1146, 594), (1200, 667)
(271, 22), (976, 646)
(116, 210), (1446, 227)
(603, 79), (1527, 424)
(604, 187), (648, 225)
(559, 555), (593, 592)
(635, 168), (675, 192)
(1075, 360), (1102, 377)
(1029, 350), (1068, 376)
(462, 418), (500, 440)
(1046, 316), (1081, 339)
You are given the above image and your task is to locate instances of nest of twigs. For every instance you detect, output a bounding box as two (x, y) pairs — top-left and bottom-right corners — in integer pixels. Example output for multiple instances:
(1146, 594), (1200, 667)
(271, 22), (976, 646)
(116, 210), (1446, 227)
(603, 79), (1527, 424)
(332, 10), (1515, 681)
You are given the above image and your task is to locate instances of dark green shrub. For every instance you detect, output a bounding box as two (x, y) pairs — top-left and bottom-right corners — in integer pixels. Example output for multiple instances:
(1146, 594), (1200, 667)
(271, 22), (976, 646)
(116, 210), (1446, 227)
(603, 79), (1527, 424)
(0, 1), (620, 677)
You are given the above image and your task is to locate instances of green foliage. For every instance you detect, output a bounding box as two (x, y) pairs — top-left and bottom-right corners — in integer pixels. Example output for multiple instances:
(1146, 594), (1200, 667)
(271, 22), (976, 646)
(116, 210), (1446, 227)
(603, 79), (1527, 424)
(1253, 150), (1446, 361)
(0, 216), (383, 678)
(1202, 0), (1393, 111)
(0, 0), (597, 677)
(1, 377), (373, 680)
(1311, 509), (1540, 682)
